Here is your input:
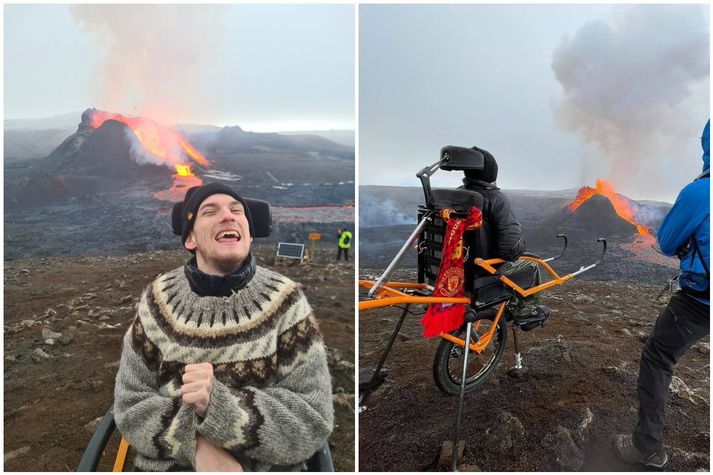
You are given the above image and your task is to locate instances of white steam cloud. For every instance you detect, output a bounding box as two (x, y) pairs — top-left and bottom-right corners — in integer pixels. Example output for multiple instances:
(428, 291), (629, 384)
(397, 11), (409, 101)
(70, 5), (224, 125)
(552, 5), (709, 199)
(123, 129), (166, 167)
(360, 197), (416, 227)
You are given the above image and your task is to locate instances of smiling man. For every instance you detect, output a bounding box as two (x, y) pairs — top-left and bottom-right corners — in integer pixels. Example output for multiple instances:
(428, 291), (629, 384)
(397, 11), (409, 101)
(113, 182), (334, 471)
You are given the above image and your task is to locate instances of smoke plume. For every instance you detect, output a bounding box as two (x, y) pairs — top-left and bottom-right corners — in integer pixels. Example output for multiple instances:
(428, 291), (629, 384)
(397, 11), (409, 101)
(360, 196), (416, 227)
(552, 5), (709, 198)
(123, 129), (166, 168)
(70, 5), (224, 125)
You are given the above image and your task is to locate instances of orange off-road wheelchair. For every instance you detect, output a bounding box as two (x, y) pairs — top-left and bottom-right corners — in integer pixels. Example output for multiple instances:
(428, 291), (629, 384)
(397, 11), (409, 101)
(359, 146), (606, 471)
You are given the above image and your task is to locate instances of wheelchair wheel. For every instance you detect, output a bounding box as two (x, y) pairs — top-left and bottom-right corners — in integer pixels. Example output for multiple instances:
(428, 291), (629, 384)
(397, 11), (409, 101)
(432, 312), (508, 395)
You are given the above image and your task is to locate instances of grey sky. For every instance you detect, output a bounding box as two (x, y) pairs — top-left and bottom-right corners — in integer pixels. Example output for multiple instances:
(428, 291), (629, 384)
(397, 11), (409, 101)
(5, 4), (354, 131)
(360, 4), (709, 202)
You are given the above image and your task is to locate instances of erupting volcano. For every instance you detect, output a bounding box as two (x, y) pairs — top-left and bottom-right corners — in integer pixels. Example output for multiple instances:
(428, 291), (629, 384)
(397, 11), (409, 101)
(90, 110), (209, 174)
(568, 179), (651, 236)
(89, 110), (209, 201)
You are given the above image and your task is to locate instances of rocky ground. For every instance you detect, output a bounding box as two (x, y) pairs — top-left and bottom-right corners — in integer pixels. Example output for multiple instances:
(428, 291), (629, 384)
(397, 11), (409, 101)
(359, 268), (709, 472)
(4, 244), (355, 471)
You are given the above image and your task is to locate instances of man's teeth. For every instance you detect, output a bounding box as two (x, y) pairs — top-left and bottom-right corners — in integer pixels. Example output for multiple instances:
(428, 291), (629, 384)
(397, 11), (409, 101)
(217, 231), (240, 240)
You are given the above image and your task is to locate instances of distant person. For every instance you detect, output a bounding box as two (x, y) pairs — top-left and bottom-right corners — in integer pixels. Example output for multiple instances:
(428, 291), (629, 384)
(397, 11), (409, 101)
(459, 148), (548, 324)
(615, 120), (710, 468)
(113, 183), (333, 471)
(337, 228), (352, 261)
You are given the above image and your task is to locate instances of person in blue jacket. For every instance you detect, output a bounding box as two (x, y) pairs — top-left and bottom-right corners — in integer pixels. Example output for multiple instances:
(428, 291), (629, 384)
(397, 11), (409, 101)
(615, 120), (710, 468)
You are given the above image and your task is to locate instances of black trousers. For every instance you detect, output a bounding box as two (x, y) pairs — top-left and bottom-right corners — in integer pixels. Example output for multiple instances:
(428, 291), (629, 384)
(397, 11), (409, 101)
(337, 247), (349, 261)
(633, 290), (709, 453)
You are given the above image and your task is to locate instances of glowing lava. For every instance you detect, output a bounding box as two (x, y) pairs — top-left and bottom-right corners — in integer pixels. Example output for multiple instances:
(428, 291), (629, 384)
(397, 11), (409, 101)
(569, 179), (651, 236)
(90, 110), (209, 201)
(152, 172), (203, 203)
(90, 111), (210, 169)
(175, 164), (193, 177)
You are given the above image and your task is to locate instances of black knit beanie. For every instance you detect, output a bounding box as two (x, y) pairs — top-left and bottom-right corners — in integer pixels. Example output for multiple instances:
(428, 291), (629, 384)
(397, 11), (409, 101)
(464, 147), (498, 182)
(171, 183), (255, 246)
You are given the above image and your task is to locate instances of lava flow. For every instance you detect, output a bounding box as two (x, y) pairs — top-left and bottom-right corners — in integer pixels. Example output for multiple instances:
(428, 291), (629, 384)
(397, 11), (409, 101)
(90, 110), (209, 201)
(569, 179), (651, 236)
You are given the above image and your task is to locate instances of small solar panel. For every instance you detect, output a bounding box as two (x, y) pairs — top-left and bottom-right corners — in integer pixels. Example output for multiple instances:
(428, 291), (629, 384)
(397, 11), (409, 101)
(276, 242), (305, 259)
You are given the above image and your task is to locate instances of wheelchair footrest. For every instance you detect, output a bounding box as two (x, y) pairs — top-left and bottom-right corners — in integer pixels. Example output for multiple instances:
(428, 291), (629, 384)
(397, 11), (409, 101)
(512, 305), (550, 331)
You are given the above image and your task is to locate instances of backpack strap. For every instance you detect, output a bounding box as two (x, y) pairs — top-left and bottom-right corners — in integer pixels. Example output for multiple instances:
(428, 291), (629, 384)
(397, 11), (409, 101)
(691, 238), (710, 278)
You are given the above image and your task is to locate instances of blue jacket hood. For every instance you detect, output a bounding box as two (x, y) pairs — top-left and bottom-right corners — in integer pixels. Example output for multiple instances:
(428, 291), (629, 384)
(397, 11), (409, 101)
(702, 119), (709, 172)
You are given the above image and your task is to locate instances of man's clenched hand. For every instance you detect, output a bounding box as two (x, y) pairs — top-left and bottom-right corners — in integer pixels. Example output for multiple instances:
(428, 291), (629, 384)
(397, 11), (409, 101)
(182, 362), (214, 418)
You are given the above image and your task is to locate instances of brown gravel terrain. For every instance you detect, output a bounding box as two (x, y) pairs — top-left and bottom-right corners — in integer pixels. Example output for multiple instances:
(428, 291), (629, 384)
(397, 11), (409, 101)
(4, 244), (355, 471)
(359, 268), (709, 472)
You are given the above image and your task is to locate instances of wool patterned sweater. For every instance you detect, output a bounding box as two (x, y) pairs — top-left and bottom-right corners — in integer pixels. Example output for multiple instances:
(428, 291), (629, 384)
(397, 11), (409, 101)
(113, 264), (334, 471)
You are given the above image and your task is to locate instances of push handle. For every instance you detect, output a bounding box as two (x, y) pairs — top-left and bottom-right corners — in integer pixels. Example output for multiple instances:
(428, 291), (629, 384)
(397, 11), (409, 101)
(596, 237), (607, 264)
(416, 159), (444, 209)
(542, 234), (568, 262)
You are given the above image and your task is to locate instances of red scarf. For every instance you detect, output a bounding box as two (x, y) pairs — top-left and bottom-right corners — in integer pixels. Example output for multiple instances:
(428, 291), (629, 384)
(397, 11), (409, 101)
(421, 207), (483, 338)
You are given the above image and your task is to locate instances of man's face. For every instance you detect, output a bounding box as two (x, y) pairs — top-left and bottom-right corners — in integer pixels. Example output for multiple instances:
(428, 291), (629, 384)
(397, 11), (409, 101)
(184, 193), (253, 275)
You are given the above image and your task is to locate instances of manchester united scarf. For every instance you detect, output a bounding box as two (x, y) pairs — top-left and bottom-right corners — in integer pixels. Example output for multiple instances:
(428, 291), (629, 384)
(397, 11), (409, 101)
(421, 207), (483, 338)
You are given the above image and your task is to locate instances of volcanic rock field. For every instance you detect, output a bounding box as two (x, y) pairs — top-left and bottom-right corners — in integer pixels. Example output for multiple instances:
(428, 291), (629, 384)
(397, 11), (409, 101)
(4, 245), (355, 471)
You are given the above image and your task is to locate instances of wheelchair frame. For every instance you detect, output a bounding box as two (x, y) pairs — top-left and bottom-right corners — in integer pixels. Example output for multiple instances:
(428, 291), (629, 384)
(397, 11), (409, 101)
(358, 149), (606, 471)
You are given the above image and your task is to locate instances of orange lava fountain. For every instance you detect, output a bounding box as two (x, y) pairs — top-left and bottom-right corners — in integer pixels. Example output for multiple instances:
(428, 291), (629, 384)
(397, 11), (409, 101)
(90, 110), (209, 201)
(569, 179), (651, 236)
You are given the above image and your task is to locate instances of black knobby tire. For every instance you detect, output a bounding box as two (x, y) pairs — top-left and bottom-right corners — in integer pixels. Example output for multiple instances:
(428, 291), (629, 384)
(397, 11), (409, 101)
(432, 312), (508, 395)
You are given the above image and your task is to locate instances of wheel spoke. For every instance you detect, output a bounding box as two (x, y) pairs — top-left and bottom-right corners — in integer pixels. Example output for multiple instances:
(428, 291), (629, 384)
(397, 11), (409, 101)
(447, 322), (499, 384)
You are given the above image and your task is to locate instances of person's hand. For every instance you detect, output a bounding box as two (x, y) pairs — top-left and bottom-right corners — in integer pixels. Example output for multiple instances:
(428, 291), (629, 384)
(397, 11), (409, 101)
(182, 362), (214, 418)
(195, 434), (243, 472)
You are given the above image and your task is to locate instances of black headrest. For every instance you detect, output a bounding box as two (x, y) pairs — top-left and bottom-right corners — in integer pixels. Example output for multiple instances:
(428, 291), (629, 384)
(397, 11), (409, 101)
(243, 198), (272, 238)
(440, 146), (486, 171)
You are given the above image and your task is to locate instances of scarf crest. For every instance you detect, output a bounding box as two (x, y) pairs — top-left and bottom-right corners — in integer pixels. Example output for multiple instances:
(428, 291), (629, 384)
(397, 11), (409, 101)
(421, 207), (483, 338)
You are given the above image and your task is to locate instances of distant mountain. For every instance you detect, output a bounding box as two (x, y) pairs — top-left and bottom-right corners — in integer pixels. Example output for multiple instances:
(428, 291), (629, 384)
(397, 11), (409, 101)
(189, 125), (354, 160)
(43, 118), (169, 181)
(359, 185), (577, 227)
(6, 109), (354, 210)
(5, 111), (84, 160)
(359, 184), (672, 232)
(532, 194), (638, 243)
(4, 128), (73, 161)
(4, 111), (83, 130)
(280, 130), (354, 148)
(6, 111), (355, 161)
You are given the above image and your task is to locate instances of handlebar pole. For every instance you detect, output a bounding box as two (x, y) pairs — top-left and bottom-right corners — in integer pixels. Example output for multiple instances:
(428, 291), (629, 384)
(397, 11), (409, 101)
(368, 214), (433, 297)
(568, 238), (607, 277)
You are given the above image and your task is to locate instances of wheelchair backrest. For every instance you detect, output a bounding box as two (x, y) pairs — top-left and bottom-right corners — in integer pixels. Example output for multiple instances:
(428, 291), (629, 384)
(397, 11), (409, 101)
(417, 188), (487, 286)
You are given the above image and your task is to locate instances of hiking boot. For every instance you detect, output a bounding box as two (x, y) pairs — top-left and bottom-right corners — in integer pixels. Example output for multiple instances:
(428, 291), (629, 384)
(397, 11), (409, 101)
(614, 434), (668, 469)
(513, 305), (550, 331)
